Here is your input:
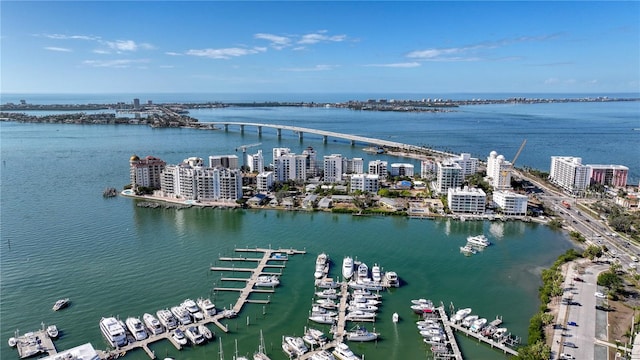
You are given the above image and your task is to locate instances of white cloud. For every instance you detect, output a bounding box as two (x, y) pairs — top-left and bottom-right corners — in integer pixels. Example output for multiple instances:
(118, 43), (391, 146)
(41, 33), (99, 41)
(165, 52), (183, 56)
(281, 64), (337, 72)
(365, 62), (421, 68)
(105, 40), (153, 52)
(92, 49), (110, 54)
(298, 32), (347, 45)
(185, 47), (266, 59)
(254, 33), (291, 49)
(82, 59), (149, 68)
(44, 46), (72, 52)
(544, 78), (560, 84)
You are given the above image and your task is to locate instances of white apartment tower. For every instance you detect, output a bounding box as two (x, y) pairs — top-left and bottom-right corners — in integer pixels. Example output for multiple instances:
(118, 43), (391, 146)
(272, 148), (291, 164)
(549, 156), (590, 194)
(344, 158), (364, 174)
(486, 151), (512, 190)
(492, 190), (528, 216)
(256, 171), (274, 192)
(323, 154), (343, 183)
(368, 160), (388, 180)
(390, 163), (415, 177)
(208, 155), (239, 170)
(451, 153), (479, 176)
(160, 163), (242, 201)
(350, 174), (380, 193)
(129, 154), (166, 189)
(273, 153), (307, 182)
(447, 187), (486, 214)
(436, 161), (463, 194)
(302, 147), (318, 177)
(247, 150), (264, 173)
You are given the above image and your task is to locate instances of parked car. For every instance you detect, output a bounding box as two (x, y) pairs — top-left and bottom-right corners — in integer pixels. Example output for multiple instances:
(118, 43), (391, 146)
(567, 321), (578, 326)
(573, 277), (584, 282)
(560, 353), (576, 359)
(595, 291), (606, 298)
(563, 341), (577, 348)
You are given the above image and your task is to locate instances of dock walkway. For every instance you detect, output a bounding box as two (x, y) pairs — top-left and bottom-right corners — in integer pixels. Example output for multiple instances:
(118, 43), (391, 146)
(14, 328), (57, 359)
(442, 310), (519, 357)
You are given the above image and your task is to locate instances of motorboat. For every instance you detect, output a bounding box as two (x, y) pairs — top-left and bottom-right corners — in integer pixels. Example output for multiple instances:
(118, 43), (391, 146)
(345, 310), (376, 321)
(315, 288), (339, 299)
(308, 314), (335, 324)
(345, 325), (378, 342)
(410, 299), (435, 314)
(356, 262), (369, 280)
(304, 328), (328, 345)
(385, 271), (399, 287)
(371, 264), (381, 283)
(431, 344), (450, 354)
(481, 325), (498, 337)
(411, 298), (432, 305)
(197, 297), (217, 317)
(185, 326), (205, 345)
(471, 318), (488, 332)
(348, 279), (383, 291)
(8, 337), (17, 347)
(352, 289), (380, 299)
(347, 303), (378, 312)
(182, 299), (204, 321)
(222, 309), (238, 318)
(420, 328), (444, 337)
(271, 252), (288, 260)
(314, 264), (326, 279)
(315, 279), (340, 289)
(170, 305), (192, 325)
(316, 253), (328, 266)
(283, 336), (308, 356)
(392, 312), (399, 323)
(315, 253), (328, 279)
(316, 298), (338, 310)
(198, 324), (213, 340)
(126, 317), (148, 341)
(52, 298), (70, 311)
(156, 309), (178, 330)
(467, 234), (491, 247)
(311, 350), (336, 360)
(342, 256), (354, 280)
(418, 324), (442, 332)
(350, 296), (380, 306)
(311, 305), (337, 317)
(255, 275), (280, 287)
(460, 245), (477, 255)
(100, 317), (128, 348)
(423, 335), (445, 345)
(46, 324), (59, 338)
(493, 327), (508, 340)
(172, 329), (188, 346)
(143, 313), (164, 335)
(417, 319), (438, 326)
(332, 342), (361, 360)
(461, 315), (479, 328)
(452, 308), (472, 323)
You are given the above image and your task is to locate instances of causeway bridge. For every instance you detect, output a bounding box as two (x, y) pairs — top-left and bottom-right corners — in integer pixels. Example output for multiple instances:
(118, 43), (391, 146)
(197, 121), (452, 157)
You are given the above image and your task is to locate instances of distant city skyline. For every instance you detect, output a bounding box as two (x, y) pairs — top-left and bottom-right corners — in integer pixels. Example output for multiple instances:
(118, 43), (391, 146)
(1, 1), (639, 94)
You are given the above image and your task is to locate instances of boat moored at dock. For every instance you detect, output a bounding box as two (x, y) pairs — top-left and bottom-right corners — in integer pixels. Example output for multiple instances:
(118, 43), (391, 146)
(255, 275), (280, 287)
(143, 313), (164, 335)
(185, 326), (205, 345)
(345, 325), (379, 342)
(46, 325), (59, 338)
(332, 343), (361, 360)
(342, 256), (354, 280)
(172, 329), (188, 346)
(125, 317), (148, 341)
(182, 299), (205, 321)
(170, 305), (192, 325)
(197, 297), (217, 317)
(156, 309), (178, 330)
(100, 317), (128, 348)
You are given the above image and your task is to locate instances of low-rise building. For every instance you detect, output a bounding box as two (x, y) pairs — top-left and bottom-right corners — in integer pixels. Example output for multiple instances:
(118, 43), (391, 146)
(492, 190), (528, 216)
(390, 163), (414, 177)
(447, 186), (486, 214)
(350, 174), (380, 193)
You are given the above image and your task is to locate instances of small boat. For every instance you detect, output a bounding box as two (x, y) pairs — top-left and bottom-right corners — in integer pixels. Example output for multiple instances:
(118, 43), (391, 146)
(283, 336), (308, 356)
(198, 324), (213, 340)
(493, 327), (508, 339)
(410, 299), (435, 314)
(371, 264), (381, 282)
(172, 329), (188, 346)
(171, 305), (192, 325)
(350, 296), (380, 306)
(185, 326), (205, 345)
(385, 271), (399, 287)
(311, 305), (337, 317)
(348, 279), (383, 291)
(392, 312), (399, 323)
(197, 297), (217, 317)
(315, 279), (340, 289)
(345, 310), (376, 321)
(347, 303), (378, 312)
(308, 314), (335, 324)
(52, 298), (70, 311)
(8, 337), (17, 347)
(352, 289), (380, 299)
(126, 317), (148, 341)
(311, 350), (336, 360)
(467, 234), (491, 247)
(100, 317), (128, 348)
(271, 252), (288, 260)
(462, 315), (479, 328)
(316, 298), (338, 310)
(342, 256), (354, 280)
(222, 309), (238, 318)
(255, 275), (280, 287)
(315, 288), (339, 299)
(420, 328), (444, 337)
(182, 299), (205, 321)
(345, 325), (378, 342)
(156, 309), (179, 330)
(452, 308), (472, 323)
(460, 245), (477, 255)
(356, 262), (369, 280)
(315, 253), (328, 279)
(143, 313), (165, 335)
(332, 343), (361, 360)
(304, 328), (328, 345)
(46, 324), (59, 338)
(471, 318), (488, 332)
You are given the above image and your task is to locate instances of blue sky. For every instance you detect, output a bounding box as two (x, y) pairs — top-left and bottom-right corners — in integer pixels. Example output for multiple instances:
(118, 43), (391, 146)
(1, 1), (639, 94)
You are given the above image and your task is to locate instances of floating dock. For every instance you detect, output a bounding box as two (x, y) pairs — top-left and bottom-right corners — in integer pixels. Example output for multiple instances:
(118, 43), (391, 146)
(12, 327), (57, 359)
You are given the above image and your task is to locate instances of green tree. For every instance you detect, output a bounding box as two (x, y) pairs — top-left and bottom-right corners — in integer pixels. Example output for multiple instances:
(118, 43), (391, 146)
(583, 245), (603, 261)
(517, 340), (552, 360)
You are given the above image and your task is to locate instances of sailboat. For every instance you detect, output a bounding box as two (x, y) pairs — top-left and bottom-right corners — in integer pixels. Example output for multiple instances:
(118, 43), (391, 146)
(234, 338), (249, 360)
(253, 329), (271, 360)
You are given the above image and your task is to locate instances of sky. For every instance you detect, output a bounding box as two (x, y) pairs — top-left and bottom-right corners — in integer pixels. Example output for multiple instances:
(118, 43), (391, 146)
(1, 1), (639, 94)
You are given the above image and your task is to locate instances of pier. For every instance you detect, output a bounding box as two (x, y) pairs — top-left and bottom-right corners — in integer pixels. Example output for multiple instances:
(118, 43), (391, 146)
(13, 327), (57, 359)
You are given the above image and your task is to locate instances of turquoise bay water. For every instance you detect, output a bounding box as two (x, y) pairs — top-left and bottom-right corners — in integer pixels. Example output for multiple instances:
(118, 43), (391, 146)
(0, 121), (573, 360)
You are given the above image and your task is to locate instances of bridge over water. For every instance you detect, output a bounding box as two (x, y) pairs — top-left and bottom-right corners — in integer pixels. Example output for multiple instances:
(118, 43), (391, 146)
(197, 121), (452, 158)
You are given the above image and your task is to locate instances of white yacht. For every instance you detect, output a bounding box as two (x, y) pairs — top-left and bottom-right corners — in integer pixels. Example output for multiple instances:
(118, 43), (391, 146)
(100, 317), (128, 348)
(410, 299), (435, 314)
(332, 343), (361, 360)
(452, 308), (472, 323)
(461, 315), (479, 328)
(46, 325), (59, 338)
(126, 317), (148, 341)
(311, 305), (337, 317)
(182, 299), (204, 321)
(315, 288), (339, 299)
(143, 313), (164, 335)
(156, 309), (179, 330)
(172, 329), (188, 346)
(315, 253), (328, 279)
(350, 296), (381, 306)
(347, 303), (378, 312)
(385, 271), (399, 287)
(392, 312), (399, 323)
(356, 262), (369, 280)
(308, 314), (336, 324)
(171, 305), (192, 325)
(352, 289), (380, 299)
(460, 245), (477, 255)
(470, 318), (488, 332)
(198, 324), (213, 340)
(345, 310), (376, 321)
(467, 234), (491, 247)
(348, 279), (383, 291)
(255, 275), (280, 287)
(52, 298), (70, 311)
(315, 279), (340, 289)
(342, 256), (354, 280)
(283, 336), (308, 356)
(345, 325), (378, 342)
(371, 264), (381, 282)
(185, 326), (205, 345)
(311, 350), (336, 360)
(316, 298), (338, 310)
(303, 328), (328, 345)
(197, 297), (217, 317)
